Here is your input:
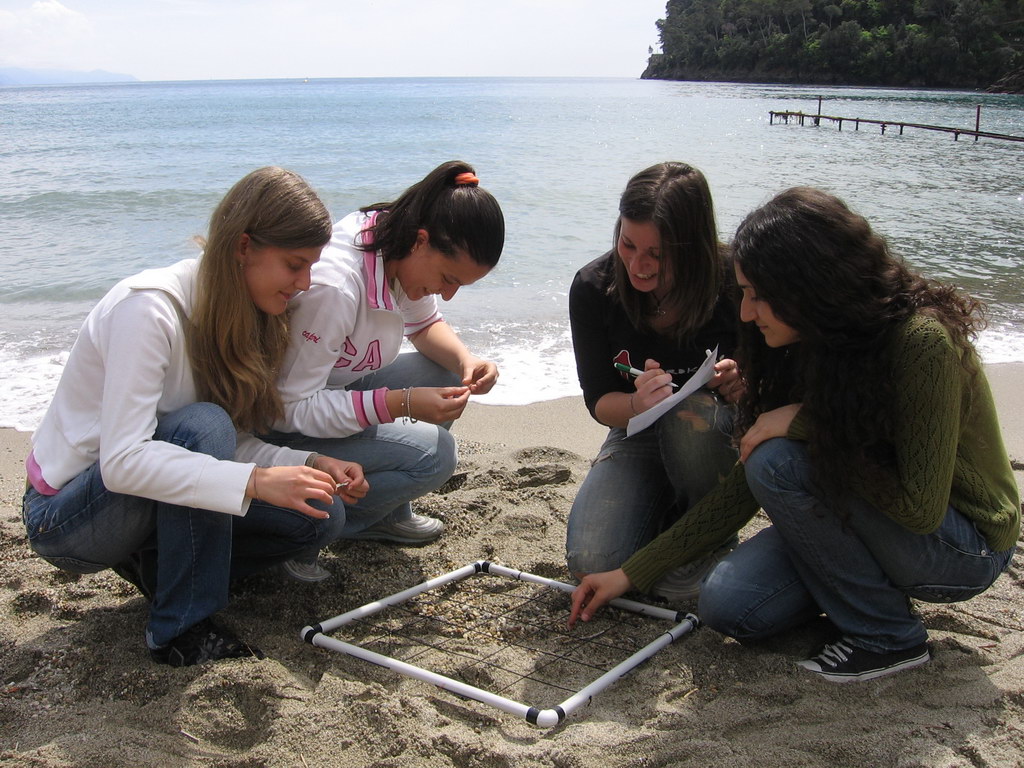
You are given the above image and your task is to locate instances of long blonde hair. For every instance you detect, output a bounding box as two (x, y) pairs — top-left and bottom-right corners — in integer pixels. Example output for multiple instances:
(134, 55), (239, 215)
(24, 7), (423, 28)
(188, 167), (332, 432)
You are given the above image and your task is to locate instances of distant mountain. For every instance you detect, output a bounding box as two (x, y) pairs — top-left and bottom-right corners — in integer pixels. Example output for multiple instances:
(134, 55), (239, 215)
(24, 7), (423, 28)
(0, 67), (137, 86)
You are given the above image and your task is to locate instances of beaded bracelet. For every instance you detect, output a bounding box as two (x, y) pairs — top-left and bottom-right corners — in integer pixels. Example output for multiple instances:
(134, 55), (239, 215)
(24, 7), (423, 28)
(305, 452), (322, 469)
(629, 394), (639, 416)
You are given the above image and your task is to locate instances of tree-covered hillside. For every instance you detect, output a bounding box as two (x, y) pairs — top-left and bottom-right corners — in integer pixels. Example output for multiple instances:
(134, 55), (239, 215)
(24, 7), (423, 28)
(642, 0), (1024, 89)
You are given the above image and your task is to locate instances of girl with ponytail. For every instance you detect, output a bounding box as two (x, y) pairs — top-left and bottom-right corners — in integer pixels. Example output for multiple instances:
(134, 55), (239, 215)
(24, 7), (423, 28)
(272, 160), (505, 579)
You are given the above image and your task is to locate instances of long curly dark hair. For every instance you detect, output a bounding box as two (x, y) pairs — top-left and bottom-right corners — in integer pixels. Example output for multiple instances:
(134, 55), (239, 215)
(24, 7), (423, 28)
(731, 187), (985, 496)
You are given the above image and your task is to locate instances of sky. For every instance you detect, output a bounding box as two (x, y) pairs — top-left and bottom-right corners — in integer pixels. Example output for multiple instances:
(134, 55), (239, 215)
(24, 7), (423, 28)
(0, 0), (668, 81)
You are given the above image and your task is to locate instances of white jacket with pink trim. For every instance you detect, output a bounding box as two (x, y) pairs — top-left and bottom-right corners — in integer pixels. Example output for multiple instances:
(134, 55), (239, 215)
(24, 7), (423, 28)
(275, 211), (443, 438)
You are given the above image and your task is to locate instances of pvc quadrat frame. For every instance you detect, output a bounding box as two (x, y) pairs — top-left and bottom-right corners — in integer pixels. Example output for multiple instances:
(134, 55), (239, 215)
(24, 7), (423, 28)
(301, 560), (699, 727)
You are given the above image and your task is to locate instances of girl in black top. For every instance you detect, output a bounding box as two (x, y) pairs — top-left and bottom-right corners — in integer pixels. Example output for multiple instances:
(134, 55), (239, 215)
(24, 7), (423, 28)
(566, 162), (742, 600)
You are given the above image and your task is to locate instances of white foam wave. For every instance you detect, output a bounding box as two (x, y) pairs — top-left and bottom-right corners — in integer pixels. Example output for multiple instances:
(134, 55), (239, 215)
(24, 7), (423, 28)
(977, 324), (1024, 365)
(0, 349), (68, 432)
(4, 323), (1024, 433)
(468, 328), (582, 406)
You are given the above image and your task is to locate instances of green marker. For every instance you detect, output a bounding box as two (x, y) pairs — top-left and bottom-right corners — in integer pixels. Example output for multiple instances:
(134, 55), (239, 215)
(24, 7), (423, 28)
(614, 362), (679, 389)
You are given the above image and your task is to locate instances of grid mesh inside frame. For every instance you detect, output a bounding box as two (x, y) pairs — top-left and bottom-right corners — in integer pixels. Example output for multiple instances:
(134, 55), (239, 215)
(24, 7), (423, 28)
(303, 561), (700, 724)
(326, 569), (680, 706)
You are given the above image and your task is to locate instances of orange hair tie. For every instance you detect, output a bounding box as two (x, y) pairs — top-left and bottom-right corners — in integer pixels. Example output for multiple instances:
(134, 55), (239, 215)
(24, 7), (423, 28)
(454, 172), (479, 186)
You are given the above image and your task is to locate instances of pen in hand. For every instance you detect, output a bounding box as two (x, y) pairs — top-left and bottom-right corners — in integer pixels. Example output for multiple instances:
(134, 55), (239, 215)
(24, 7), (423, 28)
(614, 362), (679, 389)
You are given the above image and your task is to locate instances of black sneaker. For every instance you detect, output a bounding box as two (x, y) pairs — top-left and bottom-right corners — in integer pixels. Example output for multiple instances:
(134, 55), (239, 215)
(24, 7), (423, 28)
(150, 618), (264, 667)
(797, 638), (930, 683)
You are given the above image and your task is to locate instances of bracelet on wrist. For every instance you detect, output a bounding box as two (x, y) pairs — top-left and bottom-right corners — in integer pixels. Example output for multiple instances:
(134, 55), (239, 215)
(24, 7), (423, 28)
(304, 452), (322, 469)
(629, 393), (639, 416)
(403, 387), (418, 423)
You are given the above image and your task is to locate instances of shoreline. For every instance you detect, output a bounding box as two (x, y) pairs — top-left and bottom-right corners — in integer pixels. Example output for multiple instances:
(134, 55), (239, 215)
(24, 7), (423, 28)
(984, 362), (1024, 463)
(4, 360), (1024, 461)
(1, 365), (1021, 767)
(4, 331), (1019, 436)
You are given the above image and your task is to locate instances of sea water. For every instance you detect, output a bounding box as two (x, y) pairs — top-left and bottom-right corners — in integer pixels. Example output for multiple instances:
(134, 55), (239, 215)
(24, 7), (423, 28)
(2, 77), (1023, 431)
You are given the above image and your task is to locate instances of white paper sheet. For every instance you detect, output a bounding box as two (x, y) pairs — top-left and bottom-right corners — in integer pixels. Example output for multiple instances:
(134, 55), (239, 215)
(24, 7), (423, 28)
(626, 345), (719, 437)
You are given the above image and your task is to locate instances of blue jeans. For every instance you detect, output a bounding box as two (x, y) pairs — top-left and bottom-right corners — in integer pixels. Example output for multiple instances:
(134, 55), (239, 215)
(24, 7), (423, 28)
(566, 391), (737, 575)
(22, 403), (343, 648)
(265, 351), (459, 557)
(698, 438), (1015, 653)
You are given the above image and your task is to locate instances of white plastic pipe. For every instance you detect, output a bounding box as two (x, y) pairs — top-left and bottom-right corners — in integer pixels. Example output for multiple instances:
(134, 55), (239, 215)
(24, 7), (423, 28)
(301, 560), (700, 726)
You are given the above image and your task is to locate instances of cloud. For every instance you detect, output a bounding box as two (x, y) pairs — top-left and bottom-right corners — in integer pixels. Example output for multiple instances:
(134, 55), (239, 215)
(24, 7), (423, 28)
(0, 0), (94, 69)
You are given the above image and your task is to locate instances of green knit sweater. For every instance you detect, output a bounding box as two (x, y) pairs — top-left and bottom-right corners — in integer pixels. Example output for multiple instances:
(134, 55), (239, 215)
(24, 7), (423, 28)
(622, 314), (1021, 593)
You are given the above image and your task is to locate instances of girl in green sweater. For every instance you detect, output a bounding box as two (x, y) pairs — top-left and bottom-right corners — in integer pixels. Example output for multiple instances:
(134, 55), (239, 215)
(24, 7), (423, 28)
(570, 187), (1019, 683)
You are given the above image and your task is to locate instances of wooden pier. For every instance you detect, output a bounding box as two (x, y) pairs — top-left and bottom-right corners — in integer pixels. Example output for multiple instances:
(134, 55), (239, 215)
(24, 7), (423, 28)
(769, 100), (1024, 144)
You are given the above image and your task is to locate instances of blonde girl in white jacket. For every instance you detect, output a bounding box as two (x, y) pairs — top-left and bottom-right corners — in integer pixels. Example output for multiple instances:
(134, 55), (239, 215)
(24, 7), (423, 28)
(23, 167), (370, 667)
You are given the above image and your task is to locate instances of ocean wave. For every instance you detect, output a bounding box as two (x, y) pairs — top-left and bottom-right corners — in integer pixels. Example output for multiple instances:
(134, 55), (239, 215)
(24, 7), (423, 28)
(5, 323), (1023, 433)
(0, 349), (69, 432)
(977, 323), (1024, 365)
(1, 188), (209, 218)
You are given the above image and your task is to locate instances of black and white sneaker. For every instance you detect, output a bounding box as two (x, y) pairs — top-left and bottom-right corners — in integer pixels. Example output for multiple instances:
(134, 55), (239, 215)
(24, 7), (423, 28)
(797, 638), (930, 683)
(151, 618), (264, 667)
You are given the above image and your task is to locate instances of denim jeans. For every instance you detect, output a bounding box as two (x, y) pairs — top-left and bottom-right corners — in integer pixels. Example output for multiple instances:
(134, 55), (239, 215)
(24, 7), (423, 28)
(566, 391), (737, 575)
(698, 437), (1015, 653)
(22, 402), (343, 648)
(264, 351), (459, 559)
(269, 422), (457, 532)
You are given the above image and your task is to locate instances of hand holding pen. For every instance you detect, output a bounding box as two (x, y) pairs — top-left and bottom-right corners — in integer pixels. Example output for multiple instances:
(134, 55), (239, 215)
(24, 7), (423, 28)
(617, 351), (744, 405)
(615, 359), (677, 415)
(615, 362), (679, 389)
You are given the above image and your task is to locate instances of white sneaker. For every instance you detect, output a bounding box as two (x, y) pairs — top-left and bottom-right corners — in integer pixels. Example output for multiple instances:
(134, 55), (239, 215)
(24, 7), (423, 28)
(281, 558), (332, 583)
(651, 543), (732, 602)
(349, 513), (445, 546)
(348, 518), (444, 548)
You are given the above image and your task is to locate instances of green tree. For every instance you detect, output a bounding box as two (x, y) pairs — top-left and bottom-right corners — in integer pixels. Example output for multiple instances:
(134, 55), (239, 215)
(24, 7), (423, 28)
(643, 0), (1024, 85)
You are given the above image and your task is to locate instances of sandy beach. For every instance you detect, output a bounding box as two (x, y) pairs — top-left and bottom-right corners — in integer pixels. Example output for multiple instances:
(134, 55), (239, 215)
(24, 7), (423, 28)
(1, 365), (1021, 767)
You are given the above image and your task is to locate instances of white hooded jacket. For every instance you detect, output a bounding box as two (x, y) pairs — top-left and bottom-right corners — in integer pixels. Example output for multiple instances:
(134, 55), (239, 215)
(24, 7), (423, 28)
(275, 211), (443, 437)
(30, 259), (310, 516)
